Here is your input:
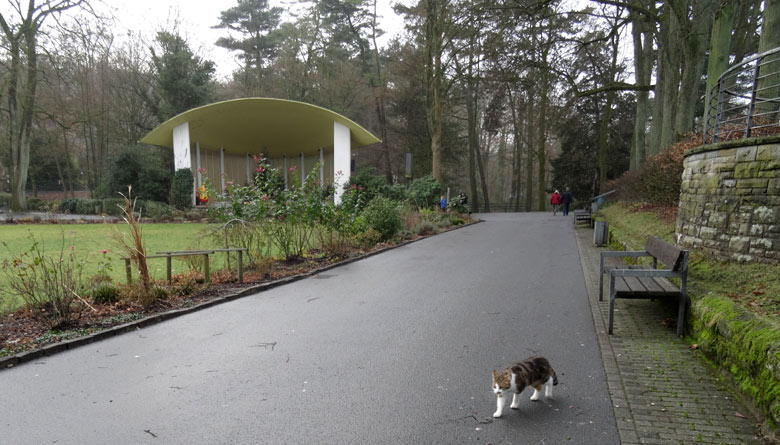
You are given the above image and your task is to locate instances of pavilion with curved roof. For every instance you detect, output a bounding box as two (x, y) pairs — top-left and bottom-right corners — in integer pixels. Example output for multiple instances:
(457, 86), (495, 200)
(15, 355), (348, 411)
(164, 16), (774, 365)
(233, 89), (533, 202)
(140, 98), (380, 204)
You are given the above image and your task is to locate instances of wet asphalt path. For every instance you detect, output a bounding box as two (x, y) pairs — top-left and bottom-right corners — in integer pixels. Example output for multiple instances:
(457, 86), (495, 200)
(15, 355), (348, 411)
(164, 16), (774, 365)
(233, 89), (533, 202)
(0, 213), (617, 444)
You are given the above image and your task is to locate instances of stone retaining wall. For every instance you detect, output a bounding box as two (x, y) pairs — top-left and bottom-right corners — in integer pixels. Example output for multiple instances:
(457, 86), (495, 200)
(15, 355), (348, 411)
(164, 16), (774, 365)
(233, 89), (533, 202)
(676, 136), (780, 263)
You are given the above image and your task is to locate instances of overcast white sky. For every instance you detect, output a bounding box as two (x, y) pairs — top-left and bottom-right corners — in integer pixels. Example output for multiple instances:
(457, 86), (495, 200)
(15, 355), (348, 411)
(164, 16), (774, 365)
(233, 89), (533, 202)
(100, 0), (408, 80)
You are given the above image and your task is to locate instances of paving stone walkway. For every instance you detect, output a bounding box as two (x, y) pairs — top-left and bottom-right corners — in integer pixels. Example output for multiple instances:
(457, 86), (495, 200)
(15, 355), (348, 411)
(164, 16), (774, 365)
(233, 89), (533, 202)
(574, 226), (767, 444)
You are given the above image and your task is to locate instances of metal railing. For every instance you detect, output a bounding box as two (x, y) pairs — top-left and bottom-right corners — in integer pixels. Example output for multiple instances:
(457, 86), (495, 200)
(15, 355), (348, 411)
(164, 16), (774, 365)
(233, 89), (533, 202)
(704, 46), (780, 143)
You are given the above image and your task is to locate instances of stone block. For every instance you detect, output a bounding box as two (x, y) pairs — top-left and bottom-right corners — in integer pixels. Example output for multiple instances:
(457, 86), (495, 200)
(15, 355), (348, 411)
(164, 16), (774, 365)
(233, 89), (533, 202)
(756, 144), (780, 161)
(729, 236), (751, 253)
(752, 237), (773, 250)
(760, 160), (780, 171)
(686, 153), (705, 162)
(700, 226), (718, 240)
(736, 178), (768, 188)
(736, 145), (758, 162)
(734, 162), (760, 178)
(717, 147), (737, 160)
(715, 162), (736, 173)
(708, 211), (729, 227)
(749, 224), (764, 236)
(755, 206), (778, 224)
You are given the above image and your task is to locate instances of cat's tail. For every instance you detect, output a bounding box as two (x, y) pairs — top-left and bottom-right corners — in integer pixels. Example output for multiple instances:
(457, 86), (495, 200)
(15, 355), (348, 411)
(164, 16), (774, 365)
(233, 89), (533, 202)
(552, 369), (559, 386)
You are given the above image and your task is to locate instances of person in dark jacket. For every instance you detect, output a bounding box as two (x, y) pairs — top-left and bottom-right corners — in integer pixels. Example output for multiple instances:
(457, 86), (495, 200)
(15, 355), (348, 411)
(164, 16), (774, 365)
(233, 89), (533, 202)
(561, 187), (573, 216)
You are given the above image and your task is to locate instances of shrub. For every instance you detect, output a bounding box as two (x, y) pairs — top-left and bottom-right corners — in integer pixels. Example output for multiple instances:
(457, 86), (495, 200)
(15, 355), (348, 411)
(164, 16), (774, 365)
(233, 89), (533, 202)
(27, 197), (48, 211)
(59, 198), (79, 213)
(138, 200), (176, 220)
(412, 220), (438, 235)
(90, 283), (121, 304)
(450, 216), (466, 225)
(104, 146), (172, 203)
(406, 174), (441, 209)
(172, 168), (194, 210)
(0, 192), (11, 209)
(362, 196), (402, 241)
(354, 228), (382, 248)
(75, 199), (100, 215)
(102, 198), (126, 216)
(0, 231), (85, 328)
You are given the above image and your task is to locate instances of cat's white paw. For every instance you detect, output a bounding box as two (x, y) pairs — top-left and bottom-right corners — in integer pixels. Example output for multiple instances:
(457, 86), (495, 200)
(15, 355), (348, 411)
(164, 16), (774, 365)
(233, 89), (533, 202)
(510, 404), (519, 409)
(493, 411), (502, 418)
(530, 390), (541, 401)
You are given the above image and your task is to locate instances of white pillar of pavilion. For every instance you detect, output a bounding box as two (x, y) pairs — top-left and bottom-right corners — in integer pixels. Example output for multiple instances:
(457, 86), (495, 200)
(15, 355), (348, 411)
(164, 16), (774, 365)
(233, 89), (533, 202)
(220, 147), (226, 192)
(172, 122), (193, 204)
(333, 121), (351, 204)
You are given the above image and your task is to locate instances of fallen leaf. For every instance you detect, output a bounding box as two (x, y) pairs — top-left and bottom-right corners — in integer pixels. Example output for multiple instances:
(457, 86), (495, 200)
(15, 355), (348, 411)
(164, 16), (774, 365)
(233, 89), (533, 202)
(735, 412), (747, 419)
(689, 344), (699, 350)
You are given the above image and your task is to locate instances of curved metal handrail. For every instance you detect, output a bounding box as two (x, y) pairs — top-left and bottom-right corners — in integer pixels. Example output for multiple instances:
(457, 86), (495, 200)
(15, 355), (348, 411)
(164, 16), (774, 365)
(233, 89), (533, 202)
(704, 46), (780, 143)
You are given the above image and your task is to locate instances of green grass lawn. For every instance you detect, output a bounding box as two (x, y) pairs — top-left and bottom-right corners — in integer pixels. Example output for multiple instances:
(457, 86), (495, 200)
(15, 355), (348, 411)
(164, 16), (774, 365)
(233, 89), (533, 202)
(0, 223), (239, 312)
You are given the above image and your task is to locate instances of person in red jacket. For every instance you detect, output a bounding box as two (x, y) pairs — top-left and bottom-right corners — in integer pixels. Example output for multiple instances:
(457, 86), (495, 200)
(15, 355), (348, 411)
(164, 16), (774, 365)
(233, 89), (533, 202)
(550, 190), (562, 215)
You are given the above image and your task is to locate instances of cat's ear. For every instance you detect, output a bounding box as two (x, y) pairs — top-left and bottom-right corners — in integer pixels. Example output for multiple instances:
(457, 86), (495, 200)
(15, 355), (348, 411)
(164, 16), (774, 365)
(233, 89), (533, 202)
(492, 370), (498, 378)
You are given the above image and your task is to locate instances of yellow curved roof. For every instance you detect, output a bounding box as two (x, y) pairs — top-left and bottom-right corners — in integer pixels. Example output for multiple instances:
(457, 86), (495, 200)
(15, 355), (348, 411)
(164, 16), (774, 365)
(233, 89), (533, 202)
(140, 98), (380, 157)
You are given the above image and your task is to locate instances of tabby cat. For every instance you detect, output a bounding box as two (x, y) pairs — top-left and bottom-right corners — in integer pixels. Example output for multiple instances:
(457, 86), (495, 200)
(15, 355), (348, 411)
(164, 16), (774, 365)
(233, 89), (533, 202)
(491, 356), (558, 418)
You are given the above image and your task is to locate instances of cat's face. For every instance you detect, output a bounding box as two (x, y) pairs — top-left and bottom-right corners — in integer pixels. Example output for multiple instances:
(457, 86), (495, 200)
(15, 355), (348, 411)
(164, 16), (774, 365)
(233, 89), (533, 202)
(492, 370), (510, 395)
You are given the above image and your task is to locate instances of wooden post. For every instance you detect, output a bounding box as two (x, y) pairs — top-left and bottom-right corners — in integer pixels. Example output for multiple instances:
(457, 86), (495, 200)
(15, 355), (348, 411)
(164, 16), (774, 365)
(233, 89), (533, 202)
(166, 256), (172, 283)
(238, 250), (243, 284)
(203, 254), (210, 284)
(125, 258), (132, 284)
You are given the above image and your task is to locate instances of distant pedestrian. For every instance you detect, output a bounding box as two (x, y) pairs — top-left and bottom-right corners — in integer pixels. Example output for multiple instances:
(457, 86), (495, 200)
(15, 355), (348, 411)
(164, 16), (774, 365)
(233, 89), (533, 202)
(550, 190), (562, 215)
(440, 195), (447, 212)
(561, 187), (573, 216)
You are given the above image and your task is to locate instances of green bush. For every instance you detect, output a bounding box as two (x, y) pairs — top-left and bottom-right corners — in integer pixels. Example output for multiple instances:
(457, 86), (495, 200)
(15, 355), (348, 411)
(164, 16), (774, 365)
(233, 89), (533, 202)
(0, 193), (11, 209)
(102, 198), (126, 216)
(450, 216), (465, 225)
(362, 196), (402, 241)
(75, 199), (100, 215)
(412, 220), (437, 235)
(138, 200), (176, 220)
(172, 168), (194, 210)
(104, 146), (172, 203)
(90, 283), (121, 304)
(406, 174), (441, 209)
(59, 198), (79, 213)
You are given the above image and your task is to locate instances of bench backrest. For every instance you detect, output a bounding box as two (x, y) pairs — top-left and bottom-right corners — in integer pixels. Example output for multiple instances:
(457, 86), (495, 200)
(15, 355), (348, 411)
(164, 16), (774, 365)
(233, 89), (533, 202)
(645, 235), (688, 271)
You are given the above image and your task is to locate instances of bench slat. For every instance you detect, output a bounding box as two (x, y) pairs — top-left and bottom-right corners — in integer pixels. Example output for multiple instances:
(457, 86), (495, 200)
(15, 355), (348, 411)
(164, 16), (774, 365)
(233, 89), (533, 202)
(623, 276), (647, 293)
(645, 236), (684, 271)
(652, 276), (681, 295)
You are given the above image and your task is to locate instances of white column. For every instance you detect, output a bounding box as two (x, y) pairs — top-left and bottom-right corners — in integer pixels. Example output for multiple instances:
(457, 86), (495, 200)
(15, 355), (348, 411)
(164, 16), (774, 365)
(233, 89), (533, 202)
(333, 121), (351, 204)
(173, 122), (191, 170)
(283, 155), (288, 188)
(173, 122), (194, 205)
(246, 154), (251, 184)
(300, 152), (305, 184)
(319, 147), (324, 189)
(220, 147), (226, 193)
(196, 142), (202, 187)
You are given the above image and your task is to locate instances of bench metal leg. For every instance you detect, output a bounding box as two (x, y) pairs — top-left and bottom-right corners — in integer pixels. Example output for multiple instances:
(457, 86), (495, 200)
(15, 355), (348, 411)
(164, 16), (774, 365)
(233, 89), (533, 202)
(599, 255), (604, 301)
(238, 250), (243, 284)
(166, 256), (172, 283)
(677, 292), (687, 337)
(203, 254), (210, 284)
(608, 277), (616, 334)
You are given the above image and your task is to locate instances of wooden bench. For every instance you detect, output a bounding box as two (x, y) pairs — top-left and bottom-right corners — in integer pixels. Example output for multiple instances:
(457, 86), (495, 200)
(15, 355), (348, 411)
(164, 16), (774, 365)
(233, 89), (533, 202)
(573, 209), (593, 227)
(599, 236), (690, 336)
(122, 248), (248, 285)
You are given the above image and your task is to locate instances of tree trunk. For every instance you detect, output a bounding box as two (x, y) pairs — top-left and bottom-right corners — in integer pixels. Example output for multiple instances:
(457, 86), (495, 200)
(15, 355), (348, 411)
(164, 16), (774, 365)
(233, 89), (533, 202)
(424, 0), (446, 184)
(704, 1), (736, 127)
(536, 61), (549, 212)
(674, 0), (714, 135)
(467, 88), (490, 212)
(756, 0), (780, 118)
(630, 4), (654, 168)
(524, 95), (535, 211)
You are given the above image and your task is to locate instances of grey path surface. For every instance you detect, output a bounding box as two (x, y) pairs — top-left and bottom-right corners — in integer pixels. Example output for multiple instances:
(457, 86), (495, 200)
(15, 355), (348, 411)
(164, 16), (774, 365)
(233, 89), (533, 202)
(0, 213), (616, 444)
